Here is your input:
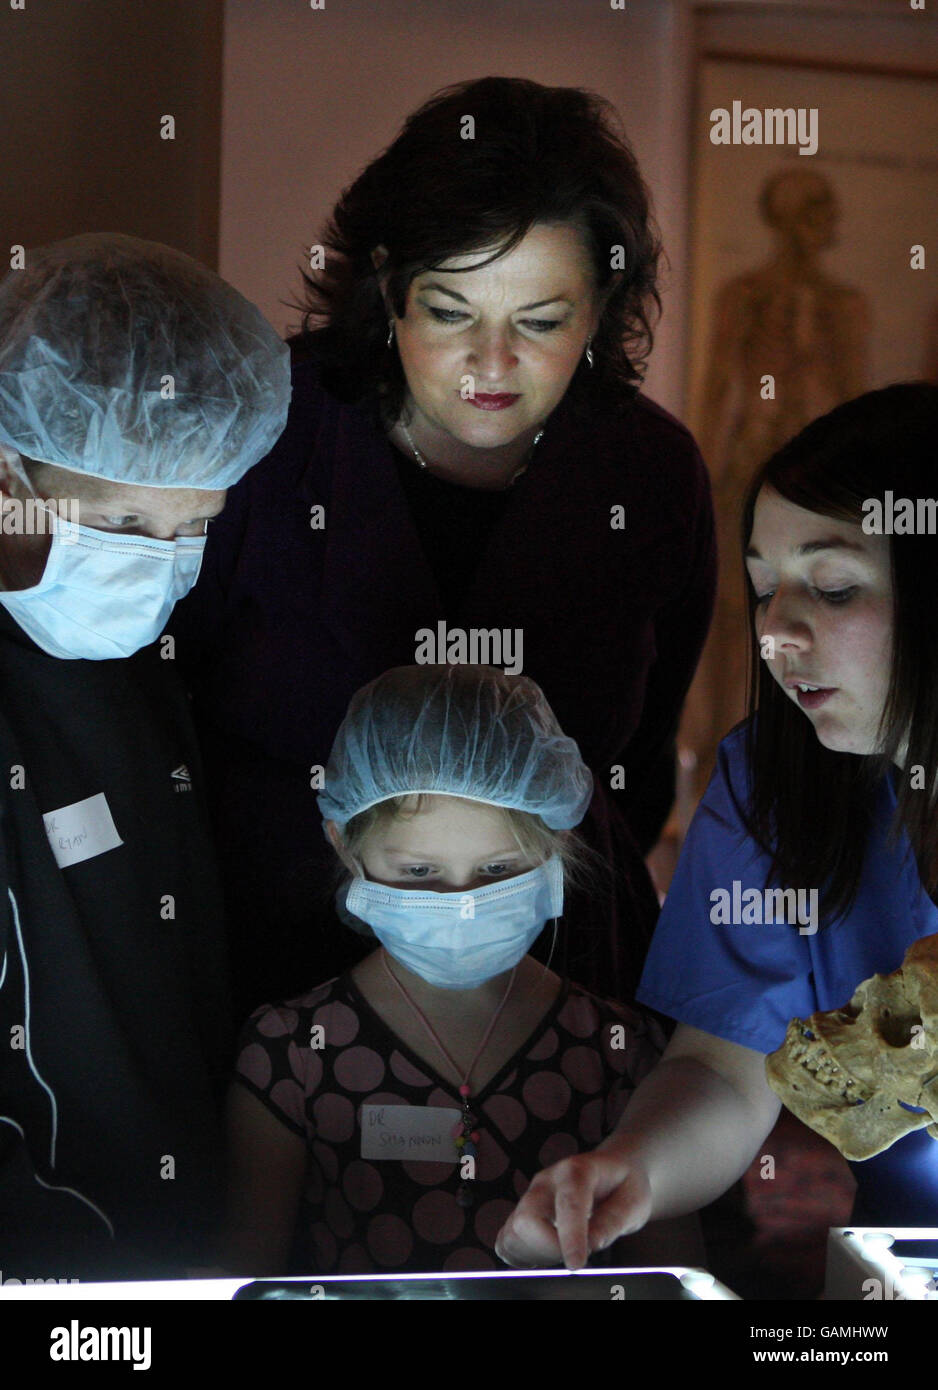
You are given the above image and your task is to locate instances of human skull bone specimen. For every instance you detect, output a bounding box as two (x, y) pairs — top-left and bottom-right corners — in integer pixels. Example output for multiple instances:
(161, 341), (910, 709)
(766, 934), (938, 1159)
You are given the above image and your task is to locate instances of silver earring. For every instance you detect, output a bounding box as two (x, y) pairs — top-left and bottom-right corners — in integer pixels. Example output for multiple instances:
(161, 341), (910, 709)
(585, 337), (594, 369)
(386, 321), (394, 348)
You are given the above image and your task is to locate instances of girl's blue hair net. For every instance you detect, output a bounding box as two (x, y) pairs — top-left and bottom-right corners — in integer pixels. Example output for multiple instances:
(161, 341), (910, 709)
(0, 232), (291, 489)
(318, 664), (594, 833)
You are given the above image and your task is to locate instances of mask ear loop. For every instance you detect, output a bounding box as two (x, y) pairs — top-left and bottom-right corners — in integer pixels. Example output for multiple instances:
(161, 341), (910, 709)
(0, 445), (62, 538)
(331, 837), (376, 937)
(0, 447), (62, 578)
(540, 917), (560, 977)
(0, 446), (30, 542)
(0, 443), (37, 498)
(532, 852), (563, 983)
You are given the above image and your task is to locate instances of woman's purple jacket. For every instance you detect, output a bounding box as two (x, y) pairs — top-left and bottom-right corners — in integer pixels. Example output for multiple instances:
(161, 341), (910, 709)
(170, 357), (717, 1017)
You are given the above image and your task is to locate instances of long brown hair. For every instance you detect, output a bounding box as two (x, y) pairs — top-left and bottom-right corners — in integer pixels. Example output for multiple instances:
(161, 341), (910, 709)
(740, 383), (938, 925)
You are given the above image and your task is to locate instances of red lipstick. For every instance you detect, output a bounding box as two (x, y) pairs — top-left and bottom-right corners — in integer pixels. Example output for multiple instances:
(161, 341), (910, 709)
(467, 393), (520, 411)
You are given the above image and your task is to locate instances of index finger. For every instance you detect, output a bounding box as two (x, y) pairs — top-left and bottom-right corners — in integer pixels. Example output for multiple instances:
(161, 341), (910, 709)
(553, 1163), (600, 1270)
(495, 1178), (564, 1268)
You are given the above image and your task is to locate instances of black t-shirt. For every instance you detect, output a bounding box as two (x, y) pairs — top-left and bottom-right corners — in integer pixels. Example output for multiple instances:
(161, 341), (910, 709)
(390, 443), (675, 850)
(0, 605), (233, 1279)
(390, 444), (512, 616)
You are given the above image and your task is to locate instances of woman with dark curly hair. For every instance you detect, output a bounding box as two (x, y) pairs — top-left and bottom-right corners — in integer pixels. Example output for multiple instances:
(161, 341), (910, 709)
(171, 76), (717, 1021)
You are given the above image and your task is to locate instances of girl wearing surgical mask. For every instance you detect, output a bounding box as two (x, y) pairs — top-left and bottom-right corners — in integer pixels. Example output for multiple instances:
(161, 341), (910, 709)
(218, 664), (702, 1275)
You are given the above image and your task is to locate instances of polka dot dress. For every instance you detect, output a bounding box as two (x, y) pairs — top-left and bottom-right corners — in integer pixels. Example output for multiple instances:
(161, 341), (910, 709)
(234, 973), (666, 1274)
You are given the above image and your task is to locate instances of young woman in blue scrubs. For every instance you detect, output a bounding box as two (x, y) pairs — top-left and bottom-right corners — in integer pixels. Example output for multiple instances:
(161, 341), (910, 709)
(495, 383), (938, 1268)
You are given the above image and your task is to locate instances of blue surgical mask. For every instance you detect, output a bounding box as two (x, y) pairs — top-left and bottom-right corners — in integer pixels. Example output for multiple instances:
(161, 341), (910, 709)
(345, 855), (564, 990)
(0, 505), (205, 660)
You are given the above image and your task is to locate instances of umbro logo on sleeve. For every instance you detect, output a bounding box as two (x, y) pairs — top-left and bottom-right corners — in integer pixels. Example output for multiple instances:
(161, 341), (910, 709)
(171, 764), (193, 793)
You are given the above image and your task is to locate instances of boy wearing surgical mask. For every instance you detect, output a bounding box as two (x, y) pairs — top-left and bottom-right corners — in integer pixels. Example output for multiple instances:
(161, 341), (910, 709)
(0, 234), (290, 1278)
(220, 665), (701, 1274)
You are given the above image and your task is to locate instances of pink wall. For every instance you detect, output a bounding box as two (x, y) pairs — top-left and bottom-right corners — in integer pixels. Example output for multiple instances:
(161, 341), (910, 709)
(218, 1), (937, 419)
(218, 0), (693, 413)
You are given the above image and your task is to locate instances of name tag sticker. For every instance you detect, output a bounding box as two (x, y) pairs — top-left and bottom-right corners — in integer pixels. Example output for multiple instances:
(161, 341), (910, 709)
(360, 1104), (461, 1162)
(42, 792), (124, 870)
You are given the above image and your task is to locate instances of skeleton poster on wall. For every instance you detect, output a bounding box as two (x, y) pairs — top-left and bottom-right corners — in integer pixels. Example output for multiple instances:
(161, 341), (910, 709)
(681, 54), (938, 794)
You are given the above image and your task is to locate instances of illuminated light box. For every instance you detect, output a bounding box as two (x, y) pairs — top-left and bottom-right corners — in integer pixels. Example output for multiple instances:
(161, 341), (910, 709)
(825, 1228), (938, 1301)
(0, 1266), (740, 1301)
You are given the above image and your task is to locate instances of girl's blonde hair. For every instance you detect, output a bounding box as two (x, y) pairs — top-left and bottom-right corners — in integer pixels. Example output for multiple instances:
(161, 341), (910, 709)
(331, 794), (605, 940)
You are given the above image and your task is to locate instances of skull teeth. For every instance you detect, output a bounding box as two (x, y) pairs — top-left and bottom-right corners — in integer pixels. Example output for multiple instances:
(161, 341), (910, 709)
(791, 1034), (865, 1098)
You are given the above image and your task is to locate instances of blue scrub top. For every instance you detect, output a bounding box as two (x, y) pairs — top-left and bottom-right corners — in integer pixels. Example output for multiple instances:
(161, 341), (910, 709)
(637, 721), (938, 1223)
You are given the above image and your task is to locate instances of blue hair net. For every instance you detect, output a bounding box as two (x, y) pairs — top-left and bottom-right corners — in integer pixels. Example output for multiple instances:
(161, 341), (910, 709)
(318, 664), (594, 832)
(0, 232), (291, 489)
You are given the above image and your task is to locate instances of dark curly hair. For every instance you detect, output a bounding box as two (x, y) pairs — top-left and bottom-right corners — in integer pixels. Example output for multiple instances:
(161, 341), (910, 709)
(290, 76), (662, 422)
